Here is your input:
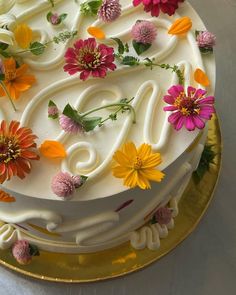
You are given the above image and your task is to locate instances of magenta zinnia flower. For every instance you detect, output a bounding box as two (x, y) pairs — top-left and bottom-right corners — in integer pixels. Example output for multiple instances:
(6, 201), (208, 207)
(133, 0), (184, 17)
(163, 85), (215, 131)
(63, 38), (116, 81)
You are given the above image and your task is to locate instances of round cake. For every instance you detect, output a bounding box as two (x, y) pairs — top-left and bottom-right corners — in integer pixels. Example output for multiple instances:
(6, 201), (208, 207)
(0, 0), (216, 261)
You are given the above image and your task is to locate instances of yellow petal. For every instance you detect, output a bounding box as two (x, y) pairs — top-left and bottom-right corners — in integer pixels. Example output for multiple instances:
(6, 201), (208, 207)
(124, 170), (138, 188)
(113, 150), (131, 167)
(142, 153), (162, 169)
(194, 68), (210, 87)
(123, 142), (137, 160)
(141, 169), (165, 182)
(168, 17), (192, 36)
(87, 26), (106, 39)
(14, 23), (33, 49)
(136, 172), (151, 189)
(112, 165), (131, 178)
(40, 140), (67, 159)
(137, 143), (152, 159)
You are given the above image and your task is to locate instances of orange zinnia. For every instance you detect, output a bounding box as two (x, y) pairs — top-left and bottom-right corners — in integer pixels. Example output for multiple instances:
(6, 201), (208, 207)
(0, 58), (36, 100)
(0, 120), (39, 184)
(112, 142), (165, 190)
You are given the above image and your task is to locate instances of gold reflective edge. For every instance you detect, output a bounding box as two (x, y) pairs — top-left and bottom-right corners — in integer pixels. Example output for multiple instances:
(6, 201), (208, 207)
(0, 114), (222, 283)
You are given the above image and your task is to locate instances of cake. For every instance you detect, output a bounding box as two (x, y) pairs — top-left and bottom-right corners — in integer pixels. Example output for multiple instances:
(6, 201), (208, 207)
(0, 0), (216, 262)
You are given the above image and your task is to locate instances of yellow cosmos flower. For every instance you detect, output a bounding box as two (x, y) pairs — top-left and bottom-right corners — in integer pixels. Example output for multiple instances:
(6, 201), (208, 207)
(112, 142), (165, 190)
(14, 23), (33, 49)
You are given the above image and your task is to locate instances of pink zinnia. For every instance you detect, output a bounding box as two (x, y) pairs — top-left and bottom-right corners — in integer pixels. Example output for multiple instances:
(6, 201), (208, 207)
(133, 0), (184, 17)
(131, 20), (157, 44)
(59, 114), (84, 134)
(163, 85), (215, 131)
(63, 38), (116, 81)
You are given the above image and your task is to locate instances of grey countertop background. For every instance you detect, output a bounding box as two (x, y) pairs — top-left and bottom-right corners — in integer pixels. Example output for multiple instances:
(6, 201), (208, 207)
(1, 0), (236, 294)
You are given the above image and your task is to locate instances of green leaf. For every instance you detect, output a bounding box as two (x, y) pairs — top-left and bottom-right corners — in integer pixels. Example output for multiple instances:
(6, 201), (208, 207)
(82, 116), (102, 132)
(121, 56), (140, 66)
(30, 42), (45, 55)
(46, 11), (53, 22)
(59, 13), (68, 22)
(0, 74), (5, 81)
(195, 30), (201, 38)
(111, 38), (125, 55)
(150, 215), (157, 224)
(80, 0), (102, 16)
(48, 100), (57, 107)
(0, 50), (11, 58)
(62, 104), (82, 124)
(132, 40), (151, 56)
(199, 47), (213, 54)
(0, 42), (9, 51)
(29, 244), (40, 256)
(193, 145), (215, 183)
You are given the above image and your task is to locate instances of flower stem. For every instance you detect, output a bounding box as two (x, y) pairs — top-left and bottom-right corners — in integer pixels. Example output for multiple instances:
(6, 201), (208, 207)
(0, 81), (17, 111)
(81, 98), (136, 123)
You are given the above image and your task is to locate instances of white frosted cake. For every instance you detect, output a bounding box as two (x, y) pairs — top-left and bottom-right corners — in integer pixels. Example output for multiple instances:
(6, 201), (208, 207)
(0, 0), (216, 262)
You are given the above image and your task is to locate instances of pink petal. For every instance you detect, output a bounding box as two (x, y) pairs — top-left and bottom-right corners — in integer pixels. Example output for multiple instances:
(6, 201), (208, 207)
(198, 96), (215, 105)
(80, 70), (90, 81)
(133, 0), (142, 6)
(168, 85), (184, 98)
(187, 86), (196, 97)
(185, 116), (195, 131)
(163, 95), (175, 104)
(192, 116), (205, 129)
(163, 105), (178, 111)
(175, 116), (185, 130)
(168, 111), (182, 124)
(194, 89), (207, 100)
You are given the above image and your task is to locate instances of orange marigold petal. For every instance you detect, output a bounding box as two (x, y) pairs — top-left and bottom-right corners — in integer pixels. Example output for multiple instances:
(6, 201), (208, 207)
(15, 64), (28, 77)
(0, 190), (16, 203)
(87, 26), (106, 39)
(40, 140), (67, 159)
(194, 68), (210, 87)
(168, 17), (192, 35)
(14, 23), (33, 49)
(3, 57), (16, 73)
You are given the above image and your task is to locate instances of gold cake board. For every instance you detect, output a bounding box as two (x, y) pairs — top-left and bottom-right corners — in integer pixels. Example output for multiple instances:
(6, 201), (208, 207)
(0, 114), (222, 283)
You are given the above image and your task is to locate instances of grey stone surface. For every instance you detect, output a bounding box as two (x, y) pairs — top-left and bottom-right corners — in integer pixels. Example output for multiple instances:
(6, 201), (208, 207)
(1, 0), (236, 294)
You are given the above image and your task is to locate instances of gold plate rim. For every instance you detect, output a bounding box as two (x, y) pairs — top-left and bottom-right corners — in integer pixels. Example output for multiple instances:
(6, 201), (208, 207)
(0, 114), (222, 283)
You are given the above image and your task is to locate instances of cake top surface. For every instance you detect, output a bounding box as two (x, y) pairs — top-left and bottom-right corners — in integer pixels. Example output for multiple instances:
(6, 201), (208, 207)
(0, 0), (215, 201)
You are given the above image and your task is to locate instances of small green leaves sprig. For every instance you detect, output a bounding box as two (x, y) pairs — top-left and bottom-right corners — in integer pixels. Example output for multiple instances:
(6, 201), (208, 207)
(50, 97), (136, 132)
(193, 144), (216, 183)
(0, 31), (77, 58)
(112, 38), (185, 85)
(80, 0), (102, 16)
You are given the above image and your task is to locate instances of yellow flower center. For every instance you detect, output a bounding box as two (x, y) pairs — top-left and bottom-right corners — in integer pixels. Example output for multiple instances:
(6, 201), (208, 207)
(133, 157), (143, 170)
(174, 92), (200, 116)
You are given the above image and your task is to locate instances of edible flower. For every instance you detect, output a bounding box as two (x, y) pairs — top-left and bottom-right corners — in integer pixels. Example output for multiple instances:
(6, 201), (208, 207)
(0, 58), (36, 100)
(112, 142), (165, 190)
(0, 120), (39, 184)
(63, 38), (116, 80)
(163, 85), (215, 131)
(98, 0), (121, 23)
(133, 0), (184, 17)
(12, 240), (39, 265)
(196, 30), (216, 53)
(39, 140), (66, 160)
(14, 23), (33, 49)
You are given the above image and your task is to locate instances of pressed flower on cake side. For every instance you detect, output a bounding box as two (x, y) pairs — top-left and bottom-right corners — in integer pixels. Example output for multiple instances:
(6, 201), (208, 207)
(163, 85), (215, 131)
(0, 120), (39, 184)
(63, 38), (116, 80)
(112, 142), (165, 190)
